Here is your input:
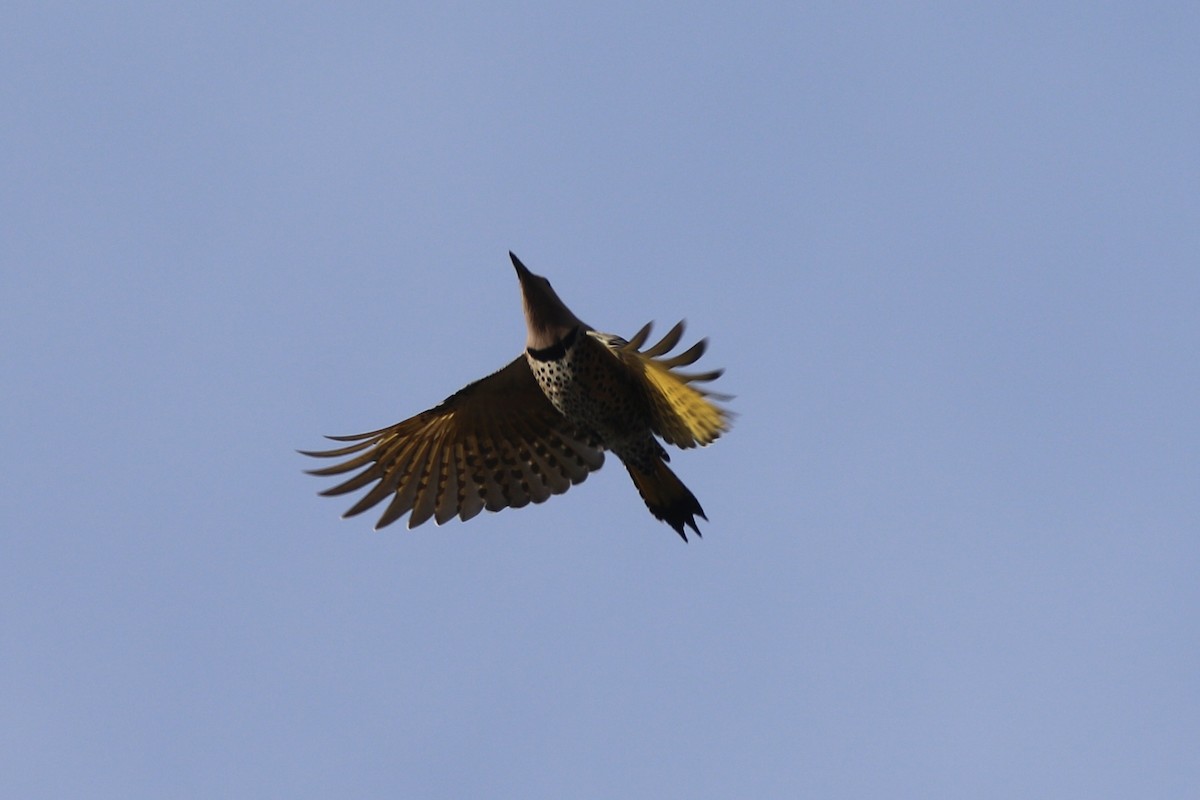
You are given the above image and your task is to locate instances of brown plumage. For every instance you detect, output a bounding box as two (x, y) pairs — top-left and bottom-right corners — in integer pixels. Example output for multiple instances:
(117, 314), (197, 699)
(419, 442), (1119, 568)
(301, 252), (731, 540)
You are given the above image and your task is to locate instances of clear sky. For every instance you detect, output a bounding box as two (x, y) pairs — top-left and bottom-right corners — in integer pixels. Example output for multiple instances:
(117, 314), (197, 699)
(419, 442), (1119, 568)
(3, 3), (1197, 798)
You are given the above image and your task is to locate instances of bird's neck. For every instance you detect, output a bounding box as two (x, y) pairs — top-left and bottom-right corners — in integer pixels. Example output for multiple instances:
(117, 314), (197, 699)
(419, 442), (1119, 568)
(526, 325), (581, 362)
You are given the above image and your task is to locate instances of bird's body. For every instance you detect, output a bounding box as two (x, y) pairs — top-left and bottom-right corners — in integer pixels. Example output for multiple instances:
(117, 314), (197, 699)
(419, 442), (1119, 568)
(527, 327), (655, 470)
(302, 252), (730, 540)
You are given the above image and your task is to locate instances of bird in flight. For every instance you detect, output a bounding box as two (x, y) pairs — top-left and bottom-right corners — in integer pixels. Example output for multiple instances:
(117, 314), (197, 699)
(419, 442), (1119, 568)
(301, 252), (731, 540)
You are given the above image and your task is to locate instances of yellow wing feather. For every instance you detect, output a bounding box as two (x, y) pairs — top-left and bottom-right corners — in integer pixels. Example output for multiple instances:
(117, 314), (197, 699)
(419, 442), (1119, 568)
(593, 321), (732, 449)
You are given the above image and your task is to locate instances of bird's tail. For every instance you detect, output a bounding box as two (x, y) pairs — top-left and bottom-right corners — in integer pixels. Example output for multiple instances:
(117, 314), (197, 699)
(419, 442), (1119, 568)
(625, 459), (707, 541)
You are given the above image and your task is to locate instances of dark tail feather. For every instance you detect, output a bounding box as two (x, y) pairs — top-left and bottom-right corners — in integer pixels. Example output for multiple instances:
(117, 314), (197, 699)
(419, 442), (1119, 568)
(625, 460), (707, 541)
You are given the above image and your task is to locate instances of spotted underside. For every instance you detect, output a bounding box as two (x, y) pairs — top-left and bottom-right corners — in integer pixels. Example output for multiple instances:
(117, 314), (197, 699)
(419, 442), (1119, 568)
(526, 326), (652, 460)
(526, 320), (730, 473)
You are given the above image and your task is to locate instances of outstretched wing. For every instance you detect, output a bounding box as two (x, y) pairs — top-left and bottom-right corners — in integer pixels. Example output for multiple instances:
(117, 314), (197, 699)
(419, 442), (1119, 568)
(301, 357), (605, 529)
(593, 321), (732, 449)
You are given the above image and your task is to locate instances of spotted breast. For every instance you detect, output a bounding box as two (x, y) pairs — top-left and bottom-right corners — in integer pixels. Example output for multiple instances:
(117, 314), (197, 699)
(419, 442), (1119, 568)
(525, 326), (651, 452)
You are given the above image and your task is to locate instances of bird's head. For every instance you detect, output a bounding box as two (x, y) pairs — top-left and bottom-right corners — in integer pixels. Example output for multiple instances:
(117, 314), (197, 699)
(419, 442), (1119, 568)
(510, 252), (587, 350)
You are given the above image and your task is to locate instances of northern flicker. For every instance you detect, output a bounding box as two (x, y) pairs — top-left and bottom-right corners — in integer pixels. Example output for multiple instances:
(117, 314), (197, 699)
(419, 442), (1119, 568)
(301, 252), (731, 540)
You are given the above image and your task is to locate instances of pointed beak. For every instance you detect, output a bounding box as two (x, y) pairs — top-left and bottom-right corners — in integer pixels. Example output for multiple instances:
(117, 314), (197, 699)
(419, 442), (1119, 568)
(509, 251), (532, 281)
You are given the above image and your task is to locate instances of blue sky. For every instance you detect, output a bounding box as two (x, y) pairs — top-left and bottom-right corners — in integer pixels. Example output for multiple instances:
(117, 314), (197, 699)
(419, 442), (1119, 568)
(3, 3), (1197, 797)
